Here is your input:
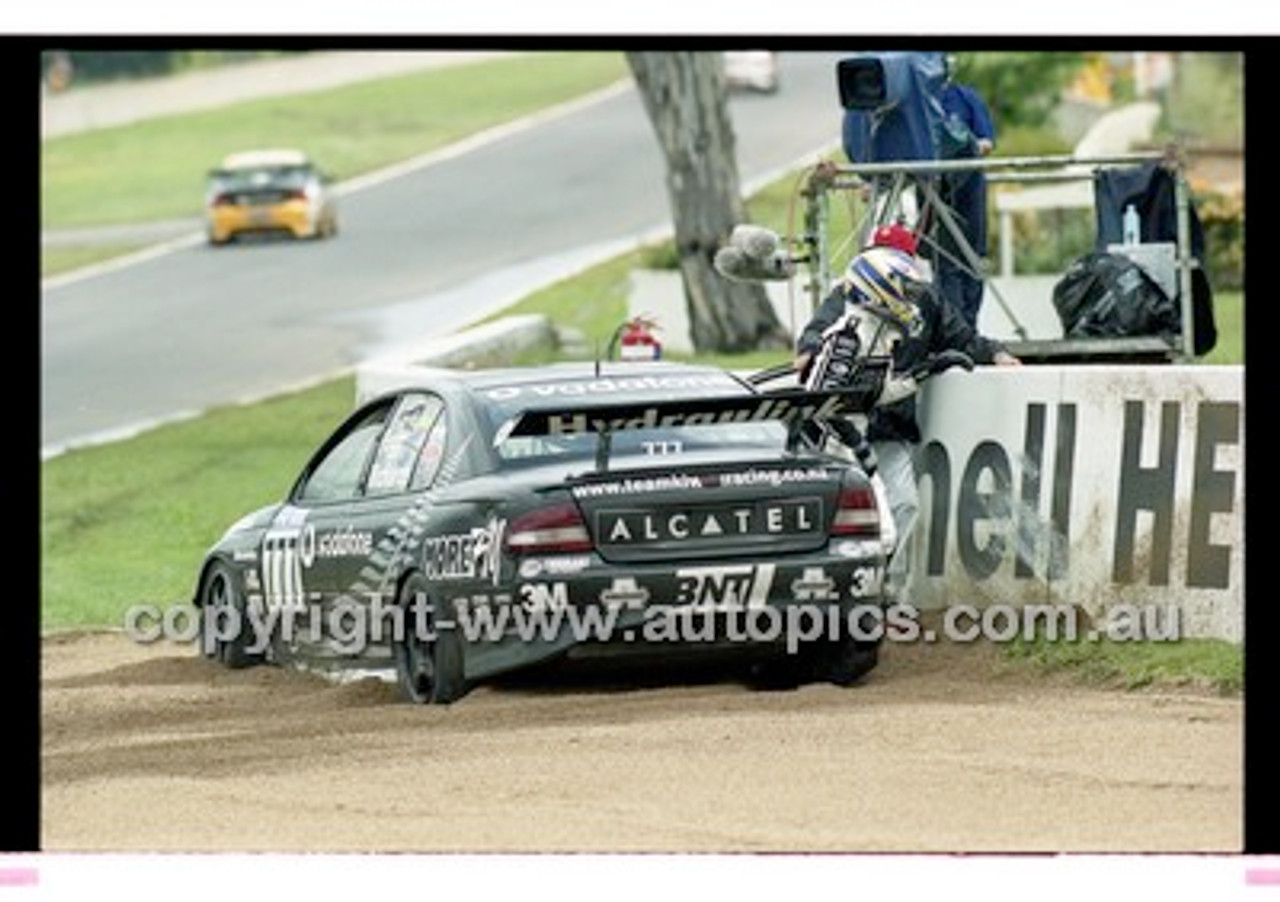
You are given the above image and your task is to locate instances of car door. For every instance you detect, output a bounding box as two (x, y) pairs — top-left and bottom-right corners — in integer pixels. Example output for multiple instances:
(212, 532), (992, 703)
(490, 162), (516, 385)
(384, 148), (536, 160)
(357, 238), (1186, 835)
(309, 392), (452, 660)
(259, 391), (454, 661)
(259, 397), (395, 656)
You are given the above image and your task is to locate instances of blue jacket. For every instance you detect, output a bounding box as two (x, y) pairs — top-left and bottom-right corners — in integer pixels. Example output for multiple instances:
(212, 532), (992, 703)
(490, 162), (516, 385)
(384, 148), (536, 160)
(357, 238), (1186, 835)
(940, 82), (995, 156)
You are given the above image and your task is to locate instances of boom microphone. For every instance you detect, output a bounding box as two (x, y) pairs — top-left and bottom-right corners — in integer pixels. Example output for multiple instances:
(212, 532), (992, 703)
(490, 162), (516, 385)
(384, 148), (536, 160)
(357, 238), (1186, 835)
(713, 245), (796, 282)
(729, 224), (780, 258)
(713, 224), (797, 282)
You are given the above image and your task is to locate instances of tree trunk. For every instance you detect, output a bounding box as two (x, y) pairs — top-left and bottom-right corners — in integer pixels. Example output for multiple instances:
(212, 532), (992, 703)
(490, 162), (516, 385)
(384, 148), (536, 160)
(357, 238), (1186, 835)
(626, 51), (791, 353)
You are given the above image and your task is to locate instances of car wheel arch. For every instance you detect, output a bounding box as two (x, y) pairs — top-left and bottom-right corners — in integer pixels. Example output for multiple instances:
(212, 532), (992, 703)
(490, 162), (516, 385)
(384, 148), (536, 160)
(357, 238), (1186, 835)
(391, 568), (467, 704)
(197, 555), (263, 669)
(193, 554), (233, 609)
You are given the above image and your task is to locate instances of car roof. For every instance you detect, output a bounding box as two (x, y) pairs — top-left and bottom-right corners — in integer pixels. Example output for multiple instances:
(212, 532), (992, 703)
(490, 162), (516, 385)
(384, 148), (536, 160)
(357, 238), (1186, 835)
(461, 360), (738, 388)
(365, 361), (754, 409)
(218, 148), (311, 170)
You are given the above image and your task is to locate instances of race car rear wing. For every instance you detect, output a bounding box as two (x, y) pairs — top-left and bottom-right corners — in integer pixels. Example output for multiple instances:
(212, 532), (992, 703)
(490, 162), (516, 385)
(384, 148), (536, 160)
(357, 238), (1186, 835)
(494, 360), (888, 472)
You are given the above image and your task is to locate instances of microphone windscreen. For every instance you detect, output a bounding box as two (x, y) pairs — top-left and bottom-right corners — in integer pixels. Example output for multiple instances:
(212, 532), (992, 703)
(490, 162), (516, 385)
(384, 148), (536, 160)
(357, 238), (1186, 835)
(713, 245), (750, 280)
(714, 245), (795, 282)
(730, 224), (780, 259)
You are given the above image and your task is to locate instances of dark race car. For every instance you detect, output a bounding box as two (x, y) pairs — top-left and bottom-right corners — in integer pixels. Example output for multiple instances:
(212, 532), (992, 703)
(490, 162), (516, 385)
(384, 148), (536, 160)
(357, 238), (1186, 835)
(192, 360), (894, 703)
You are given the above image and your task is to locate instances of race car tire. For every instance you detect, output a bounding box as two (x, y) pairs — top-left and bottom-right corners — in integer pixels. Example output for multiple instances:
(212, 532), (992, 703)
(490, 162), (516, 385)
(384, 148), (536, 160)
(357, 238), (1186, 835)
(200, 561), (263, 670)
(748, 653), (819, 691)
(750, 603), (880, 690)
(816, 604), (882, 686)
(393, 572), (467, 705)
(817, 636), (880, 686)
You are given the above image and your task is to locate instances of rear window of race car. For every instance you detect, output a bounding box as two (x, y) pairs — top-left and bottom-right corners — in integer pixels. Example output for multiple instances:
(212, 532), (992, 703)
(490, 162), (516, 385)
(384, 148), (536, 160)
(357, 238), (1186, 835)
(209, 164), (315, 195)
(475, 372), (790, 465)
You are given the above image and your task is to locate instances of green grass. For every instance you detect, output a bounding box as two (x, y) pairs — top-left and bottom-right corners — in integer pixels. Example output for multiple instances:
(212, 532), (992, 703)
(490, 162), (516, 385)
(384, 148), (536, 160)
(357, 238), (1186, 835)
(41, 378), (355, 629)
(41, 244), (152, 278)
(41, 52), (628, 229)
(482, 251), (639, 364)
(1002, 632), (1243, 695)
(1200, 290), (1244, 364)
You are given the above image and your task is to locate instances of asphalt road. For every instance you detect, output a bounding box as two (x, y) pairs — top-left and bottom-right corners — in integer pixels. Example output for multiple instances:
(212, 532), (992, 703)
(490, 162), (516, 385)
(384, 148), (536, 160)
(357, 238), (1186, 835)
(40, 51), (848, 455)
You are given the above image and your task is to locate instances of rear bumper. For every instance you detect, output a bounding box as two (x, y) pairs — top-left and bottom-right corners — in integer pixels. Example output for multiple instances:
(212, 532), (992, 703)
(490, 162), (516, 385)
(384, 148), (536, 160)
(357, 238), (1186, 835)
(207, 200), (315, 242)
(457, 544), (887, 680)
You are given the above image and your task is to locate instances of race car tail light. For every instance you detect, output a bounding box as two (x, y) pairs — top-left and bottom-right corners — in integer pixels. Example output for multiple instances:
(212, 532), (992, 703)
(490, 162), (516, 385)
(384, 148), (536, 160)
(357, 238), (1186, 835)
(506, 502), (593, 554)
(830, 483), (880, 537)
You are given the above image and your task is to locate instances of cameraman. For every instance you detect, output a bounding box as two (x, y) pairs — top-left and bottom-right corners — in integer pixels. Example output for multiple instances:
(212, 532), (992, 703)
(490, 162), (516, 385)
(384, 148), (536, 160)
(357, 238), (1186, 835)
(935, 56), (997, 327)
(794, 229), (1020, 602)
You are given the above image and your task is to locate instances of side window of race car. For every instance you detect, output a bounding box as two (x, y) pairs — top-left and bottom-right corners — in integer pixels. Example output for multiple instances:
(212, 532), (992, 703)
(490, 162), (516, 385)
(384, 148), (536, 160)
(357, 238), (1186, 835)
(366, 392), (446, 496)
(295, 403), (393, 504)
(409, 414), (449, 491)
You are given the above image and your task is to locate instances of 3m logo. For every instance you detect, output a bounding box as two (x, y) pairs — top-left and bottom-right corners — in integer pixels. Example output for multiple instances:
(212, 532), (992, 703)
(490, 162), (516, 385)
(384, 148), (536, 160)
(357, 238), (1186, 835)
(519, 582), (569, 614)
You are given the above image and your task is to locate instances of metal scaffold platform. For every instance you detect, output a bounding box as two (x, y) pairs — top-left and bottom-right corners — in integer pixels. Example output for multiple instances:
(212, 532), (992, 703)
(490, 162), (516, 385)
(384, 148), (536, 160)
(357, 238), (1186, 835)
(791, 149), (1204, 364)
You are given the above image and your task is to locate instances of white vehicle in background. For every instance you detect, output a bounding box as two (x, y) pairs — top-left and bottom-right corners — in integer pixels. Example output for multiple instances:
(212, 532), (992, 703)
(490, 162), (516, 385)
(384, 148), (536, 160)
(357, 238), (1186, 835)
(723, 51), (780, 94)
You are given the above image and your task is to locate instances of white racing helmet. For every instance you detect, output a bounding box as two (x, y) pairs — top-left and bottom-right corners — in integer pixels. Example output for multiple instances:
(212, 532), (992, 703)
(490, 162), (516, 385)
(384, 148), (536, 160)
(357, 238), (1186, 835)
(842, 246), (926, 337)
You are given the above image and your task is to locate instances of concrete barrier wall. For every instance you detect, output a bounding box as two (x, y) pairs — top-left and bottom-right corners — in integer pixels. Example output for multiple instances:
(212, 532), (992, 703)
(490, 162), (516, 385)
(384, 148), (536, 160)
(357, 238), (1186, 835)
(910, 365), (1244, 641)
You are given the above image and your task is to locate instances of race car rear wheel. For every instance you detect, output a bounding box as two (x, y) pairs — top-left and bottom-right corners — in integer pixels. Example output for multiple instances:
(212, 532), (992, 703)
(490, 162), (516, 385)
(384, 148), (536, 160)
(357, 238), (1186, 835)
(200, 561), (262, 670)
(751, 616), (882, 689)
(818, 636), (881, 686)
(816, 604), (882, 685)
(393, 572), (466, 705)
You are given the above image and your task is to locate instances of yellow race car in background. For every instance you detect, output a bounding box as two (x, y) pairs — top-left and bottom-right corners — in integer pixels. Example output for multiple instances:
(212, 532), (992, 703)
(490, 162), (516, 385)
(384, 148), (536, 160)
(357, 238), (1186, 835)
(205, 148), (338, 245)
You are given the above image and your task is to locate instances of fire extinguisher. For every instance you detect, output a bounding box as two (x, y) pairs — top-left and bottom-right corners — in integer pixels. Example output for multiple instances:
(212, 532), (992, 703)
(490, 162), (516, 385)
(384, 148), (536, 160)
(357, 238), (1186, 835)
(616, 316), (662, 361)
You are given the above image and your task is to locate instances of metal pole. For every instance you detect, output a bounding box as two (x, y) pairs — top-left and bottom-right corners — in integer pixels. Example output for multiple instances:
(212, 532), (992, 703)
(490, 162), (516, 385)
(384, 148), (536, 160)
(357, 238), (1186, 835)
(918, 179), (1029, 341)
(999, 206), (1014, 278)
(825, 151), (1167, 180)
(816, 189), (830, 302)
(801, 175), (829, 317)
(1174, 169), (1197, 361)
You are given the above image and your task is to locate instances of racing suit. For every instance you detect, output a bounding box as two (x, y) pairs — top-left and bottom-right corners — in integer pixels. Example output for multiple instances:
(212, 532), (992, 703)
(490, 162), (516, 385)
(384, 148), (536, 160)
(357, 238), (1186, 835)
(796, 278), (1008, 602)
